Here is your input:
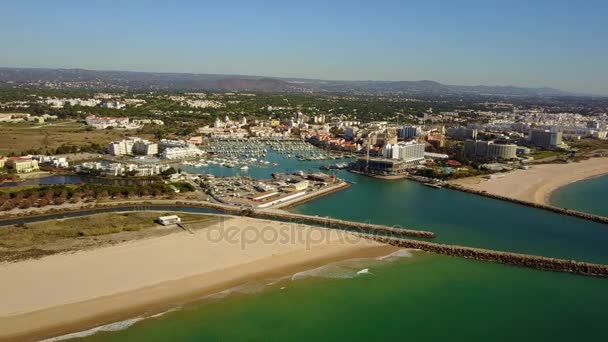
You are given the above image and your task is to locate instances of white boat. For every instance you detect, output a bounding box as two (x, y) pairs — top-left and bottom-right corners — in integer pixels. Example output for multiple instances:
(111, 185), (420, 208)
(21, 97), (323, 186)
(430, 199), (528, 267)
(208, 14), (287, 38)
(240, 166), (249, 170)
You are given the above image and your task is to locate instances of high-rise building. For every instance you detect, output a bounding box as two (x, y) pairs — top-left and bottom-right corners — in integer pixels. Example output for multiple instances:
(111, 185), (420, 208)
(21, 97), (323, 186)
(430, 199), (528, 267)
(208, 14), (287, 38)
(446, 127), (478, 140)
(108, 137), (158, 156)
(464, 140), (517, 160)
(397, 126), (421, 139)
(529, 129), (562, 149)
(382, 141), (425, 164)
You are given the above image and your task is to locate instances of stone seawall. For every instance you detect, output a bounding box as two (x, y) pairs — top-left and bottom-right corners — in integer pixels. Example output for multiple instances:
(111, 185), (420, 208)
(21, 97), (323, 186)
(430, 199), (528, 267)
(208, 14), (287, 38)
(366, 235), (608, 277)
(445, 184), (608, 225)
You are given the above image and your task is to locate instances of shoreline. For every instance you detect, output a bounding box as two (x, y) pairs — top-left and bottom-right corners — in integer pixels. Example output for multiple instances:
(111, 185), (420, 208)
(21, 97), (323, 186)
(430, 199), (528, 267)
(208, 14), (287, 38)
(544, 171), (608, 205)
(0, 216), (397, 341)
(449, 158), (608, 206)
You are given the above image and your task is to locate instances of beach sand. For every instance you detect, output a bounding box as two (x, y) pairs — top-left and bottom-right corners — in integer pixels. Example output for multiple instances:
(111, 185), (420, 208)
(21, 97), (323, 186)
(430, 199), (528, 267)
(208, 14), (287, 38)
(450, 157), (608, 205)
(0, 215), (396, 341)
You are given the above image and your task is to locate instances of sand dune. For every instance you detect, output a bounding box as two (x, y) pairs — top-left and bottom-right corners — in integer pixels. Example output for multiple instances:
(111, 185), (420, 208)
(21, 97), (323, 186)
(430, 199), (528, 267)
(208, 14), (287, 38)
(450, 158), (608, 205)
(0, 215), (394, 341)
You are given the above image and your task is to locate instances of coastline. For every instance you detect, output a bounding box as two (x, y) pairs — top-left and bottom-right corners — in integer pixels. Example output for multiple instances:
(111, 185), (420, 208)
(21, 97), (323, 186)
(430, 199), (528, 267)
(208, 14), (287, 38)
(449, 158), (608, 206)
(0, 216), (396, 341)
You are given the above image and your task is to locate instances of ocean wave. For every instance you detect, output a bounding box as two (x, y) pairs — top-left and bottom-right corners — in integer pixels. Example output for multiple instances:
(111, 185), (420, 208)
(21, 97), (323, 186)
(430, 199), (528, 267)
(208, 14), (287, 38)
(41, 306), (183, 342)
(291, 249), (417, 281)
(41, 317), (145, 342)
(148, 306), (181, 319)
(206, 281), (270, 300)
(291, 263), (361, 280)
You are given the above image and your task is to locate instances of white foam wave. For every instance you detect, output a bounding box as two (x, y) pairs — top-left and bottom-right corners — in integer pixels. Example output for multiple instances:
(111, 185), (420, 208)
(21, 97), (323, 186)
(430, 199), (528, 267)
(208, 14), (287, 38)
(376, 249), (415, 261)
(356, 268), (371, 275)
(206, 281), (269, 300)
(291, 263), (360, 280)
(41, 317), (144, 341)
(148, 307), (181, 319)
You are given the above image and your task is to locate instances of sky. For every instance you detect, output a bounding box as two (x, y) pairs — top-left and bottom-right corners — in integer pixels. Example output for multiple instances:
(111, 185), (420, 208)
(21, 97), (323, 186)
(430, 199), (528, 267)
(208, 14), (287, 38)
(1, 0), (607, 95)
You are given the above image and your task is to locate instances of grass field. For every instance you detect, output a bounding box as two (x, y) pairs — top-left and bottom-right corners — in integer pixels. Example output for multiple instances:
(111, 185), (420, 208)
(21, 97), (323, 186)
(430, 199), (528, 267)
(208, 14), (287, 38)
(0, 120), (152, 155)
(530, 150), (562, 160)
(0, 211), (215, 250)
(569, 138), (608, 153)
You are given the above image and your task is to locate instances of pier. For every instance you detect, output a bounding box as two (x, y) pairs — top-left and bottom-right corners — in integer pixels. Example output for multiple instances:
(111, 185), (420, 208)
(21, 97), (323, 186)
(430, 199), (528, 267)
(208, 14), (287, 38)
(444, 184), (608, 225)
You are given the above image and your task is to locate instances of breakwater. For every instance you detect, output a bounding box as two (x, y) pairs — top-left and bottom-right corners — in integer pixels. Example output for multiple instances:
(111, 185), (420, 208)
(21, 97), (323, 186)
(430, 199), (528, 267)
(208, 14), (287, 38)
(251, 209), (436, 239)
(365, 235), (608, 277)
(445, 184), (608, 225)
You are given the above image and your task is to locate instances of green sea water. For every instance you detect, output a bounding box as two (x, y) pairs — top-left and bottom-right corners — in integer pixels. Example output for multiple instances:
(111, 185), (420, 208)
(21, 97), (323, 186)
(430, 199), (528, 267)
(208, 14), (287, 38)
(65, 156), (608, 341)
(551, 175), (608, 217)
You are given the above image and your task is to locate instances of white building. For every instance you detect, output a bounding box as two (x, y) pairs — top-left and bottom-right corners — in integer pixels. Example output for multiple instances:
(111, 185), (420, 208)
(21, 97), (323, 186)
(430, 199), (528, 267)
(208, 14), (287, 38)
(382, 141), (425, 164)
(397, 126), (421, 139)
(161, 146), (204, 159)
(77, 162), (169, 177)
(86, 115), (130, 129)
(159, 139), (191, 149)
(32, 155), (69, 168)
(157, 215), (181, 225)
(101, 101), (126, 109)
(108, 137), (158, 156)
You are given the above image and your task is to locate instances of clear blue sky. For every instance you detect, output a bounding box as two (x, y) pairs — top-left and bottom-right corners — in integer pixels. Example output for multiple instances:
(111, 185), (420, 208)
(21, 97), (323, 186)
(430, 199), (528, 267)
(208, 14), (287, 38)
(1, 0), (607, 94)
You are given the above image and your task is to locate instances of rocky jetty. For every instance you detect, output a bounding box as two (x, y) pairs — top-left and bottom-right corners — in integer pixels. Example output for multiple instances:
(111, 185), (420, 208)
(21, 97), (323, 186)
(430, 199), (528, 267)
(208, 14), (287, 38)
(250, 210), (436, 239)
(445, 184), (608, 225)
(366, 235), (608, 277)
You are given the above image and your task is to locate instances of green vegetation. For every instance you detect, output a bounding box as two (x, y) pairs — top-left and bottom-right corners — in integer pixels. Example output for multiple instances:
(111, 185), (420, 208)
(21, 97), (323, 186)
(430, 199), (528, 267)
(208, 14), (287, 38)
(0, 212), (215, 250)
(569, 138), (608, 154)
(0, 182), (195, 211)
(530, 150), (562, 160)
(0, 120), (150, 155)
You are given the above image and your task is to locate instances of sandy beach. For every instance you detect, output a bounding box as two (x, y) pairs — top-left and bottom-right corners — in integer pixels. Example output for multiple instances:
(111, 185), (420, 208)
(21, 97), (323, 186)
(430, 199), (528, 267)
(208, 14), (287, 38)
(450, 158), (608, 205)
(0, 215), (395, 341)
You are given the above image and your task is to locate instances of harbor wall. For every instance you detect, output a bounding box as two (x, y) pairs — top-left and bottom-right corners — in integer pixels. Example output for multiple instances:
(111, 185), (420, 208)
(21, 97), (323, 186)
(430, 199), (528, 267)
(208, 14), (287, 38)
(273, 181), (350, 209)
(365, 235), (608, 277)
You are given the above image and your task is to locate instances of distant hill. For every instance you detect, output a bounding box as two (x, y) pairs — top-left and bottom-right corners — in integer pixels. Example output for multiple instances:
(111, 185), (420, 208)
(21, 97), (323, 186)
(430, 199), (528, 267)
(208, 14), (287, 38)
(0, 67), (574, 96)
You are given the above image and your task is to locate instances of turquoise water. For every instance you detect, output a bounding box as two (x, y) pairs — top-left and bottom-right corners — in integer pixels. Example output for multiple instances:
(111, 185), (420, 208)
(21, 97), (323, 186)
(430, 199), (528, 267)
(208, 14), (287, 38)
(80, 253), (608, 342)
(551, 175), (608, 217)
(66, 153), (608, 341)
(294, 171), (608, 264)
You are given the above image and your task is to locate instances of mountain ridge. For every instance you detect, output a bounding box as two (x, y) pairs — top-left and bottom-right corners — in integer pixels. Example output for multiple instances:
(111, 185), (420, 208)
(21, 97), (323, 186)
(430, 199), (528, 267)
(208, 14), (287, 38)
(0, 67), (581, 97)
